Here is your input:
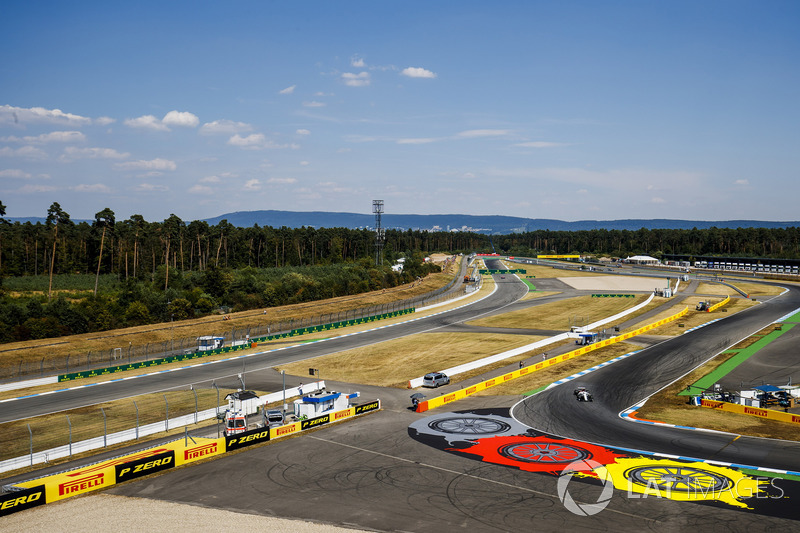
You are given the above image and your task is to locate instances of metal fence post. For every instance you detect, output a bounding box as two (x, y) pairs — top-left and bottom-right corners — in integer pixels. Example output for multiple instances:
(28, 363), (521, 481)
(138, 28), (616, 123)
(164, 394), (169, 432)
(27, 424), (33, 466)
(66, 415), (72, 457)
(134, 400), (139, 440)
(101, 407), (107, 448)
(192, 386), (198, 425)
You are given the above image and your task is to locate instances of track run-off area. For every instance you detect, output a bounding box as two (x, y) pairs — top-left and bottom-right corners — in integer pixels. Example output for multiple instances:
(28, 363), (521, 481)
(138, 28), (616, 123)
(3, 257), (800, 531)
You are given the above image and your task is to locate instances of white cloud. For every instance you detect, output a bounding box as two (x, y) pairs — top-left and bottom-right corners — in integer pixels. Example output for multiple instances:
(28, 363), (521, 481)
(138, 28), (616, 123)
(303, 101), (326, 108)
(341, 72), (370, 87)
(189, 184), (214, 195)
(244, 179), (261, 190)
(457, 129), (512, 138)
(200, 175), (221, 183)
(267, 177), (297, 184)
(0, 146), (48, 159)
(0, 169), (32, 179)
(0, 105), (92, 126)
(115, 158), (177, 171)
(351, 56), (366, 68)
(279, 85), (296, 95)
(2, 131), (86, 144)
(162, 110), (199, 128)
(72, 183), (112, 193)
(514, 141), (567, 148)
(133, 183), (169, 192)
(228, 133), (267, 149)
(576, 189), (589, 194)
(651, 197), (666, 204)
(95, 116), (116, 126)
(60, 146), (130, 161)
(124, 115), (169, 131)
(734, 179), (749, 186)
(17, 184), (58, 193)
(200, 119), (253, 135)
(397, 137), (438, 145)
(401, 67), (437, 79)
(227, 134), (297, 150)
(296, 129), (311, 135)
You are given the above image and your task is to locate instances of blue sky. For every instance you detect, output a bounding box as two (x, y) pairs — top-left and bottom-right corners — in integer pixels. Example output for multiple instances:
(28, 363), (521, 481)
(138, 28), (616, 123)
(1, 1), (798, 223)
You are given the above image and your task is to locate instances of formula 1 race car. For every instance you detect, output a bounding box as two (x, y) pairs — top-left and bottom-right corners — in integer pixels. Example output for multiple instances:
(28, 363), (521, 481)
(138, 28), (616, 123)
(573, 387), (593, 402)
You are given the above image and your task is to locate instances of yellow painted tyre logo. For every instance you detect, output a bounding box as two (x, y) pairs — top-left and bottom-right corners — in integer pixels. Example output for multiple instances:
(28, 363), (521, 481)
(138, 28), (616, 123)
(594, 458), (767, 509)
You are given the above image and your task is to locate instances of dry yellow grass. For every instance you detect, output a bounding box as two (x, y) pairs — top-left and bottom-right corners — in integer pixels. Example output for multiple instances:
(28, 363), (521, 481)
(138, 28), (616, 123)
(278, 332), (545, 388)
(467, 294), (647, 331)
(0, 387), (247, 463)
(522, 291), (561, 301)
(0, 266), (461, 372)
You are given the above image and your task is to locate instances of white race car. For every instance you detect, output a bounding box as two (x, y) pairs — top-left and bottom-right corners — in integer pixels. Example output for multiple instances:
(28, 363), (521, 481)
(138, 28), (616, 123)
(574, 387), (593, 402)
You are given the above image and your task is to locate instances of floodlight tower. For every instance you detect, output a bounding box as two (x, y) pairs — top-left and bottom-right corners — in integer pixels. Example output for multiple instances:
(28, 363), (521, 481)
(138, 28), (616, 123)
(373, 200), (385, 265)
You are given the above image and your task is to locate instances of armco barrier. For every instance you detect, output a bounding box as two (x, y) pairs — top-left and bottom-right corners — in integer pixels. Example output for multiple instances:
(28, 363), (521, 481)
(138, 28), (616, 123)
(707, 296), (730, 313)
(3, 400), (381, 516)
(58, 309), (414, 382)
(415, 307), (689, 413)
(700, 399), (800, 426)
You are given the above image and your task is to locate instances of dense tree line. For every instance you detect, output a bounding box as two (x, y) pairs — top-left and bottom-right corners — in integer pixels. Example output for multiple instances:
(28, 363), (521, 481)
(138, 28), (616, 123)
(1, 201), (799, 343)
(491, 227), (800, 259)
(0, 203), (452, 343)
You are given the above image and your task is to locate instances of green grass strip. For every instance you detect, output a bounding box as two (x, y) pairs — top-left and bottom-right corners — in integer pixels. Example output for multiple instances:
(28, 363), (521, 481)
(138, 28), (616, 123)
(521, 279), (537, 291)
(738, 467), (800, 483)
(679, 324), (797, 395)
(783, 310), (800, 323)
(524, 384), (550, 396)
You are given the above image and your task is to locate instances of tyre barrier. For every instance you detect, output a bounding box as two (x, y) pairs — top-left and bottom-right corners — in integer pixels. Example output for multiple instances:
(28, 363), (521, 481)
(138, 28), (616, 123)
(414, 306), (689, 413)
(0, 400), (381, 517)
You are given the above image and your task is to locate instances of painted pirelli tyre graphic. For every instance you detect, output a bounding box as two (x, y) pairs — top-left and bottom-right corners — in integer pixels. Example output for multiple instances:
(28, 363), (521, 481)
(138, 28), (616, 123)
(409, 409), (799, 518)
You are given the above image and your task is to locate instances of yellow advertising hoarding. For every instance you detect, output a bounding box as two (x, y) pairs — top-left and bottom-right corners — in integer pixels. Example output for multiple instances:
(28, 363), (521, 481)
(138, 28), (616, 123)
(416, 306), (688, 412)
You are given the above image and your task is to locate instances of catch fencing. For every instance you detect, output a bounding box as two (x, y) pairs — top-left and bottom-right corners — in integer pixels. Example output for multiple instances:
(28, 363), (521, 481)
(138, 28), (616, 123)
(1, 265), (465, 382)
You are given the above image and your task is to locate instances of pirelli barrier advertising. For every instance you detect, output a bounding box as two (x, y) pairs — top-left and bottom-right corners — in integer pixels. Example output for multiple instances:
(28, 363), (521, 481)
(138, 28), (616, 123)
(707, 295), (731, 313)
(415, 307), (689, 413)
(3, 400), (381, 517)
(700, 399), (800, 426)
(59, 309), (413, 382)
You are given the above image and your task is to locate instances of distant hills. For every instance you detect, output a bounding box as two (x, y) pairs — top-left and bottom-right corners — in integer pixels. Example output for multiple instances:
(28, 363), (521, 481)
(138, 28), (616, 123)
(8, 211), (799, 234)
(202, 210), (800, 234)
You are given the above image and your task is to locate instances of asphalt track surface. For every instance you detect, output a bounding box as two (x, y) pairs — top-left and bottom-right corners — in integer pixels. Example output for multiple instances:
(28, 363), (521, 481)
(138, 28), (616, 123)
(512, 280), (800, 474)
(8, 265), (800, 530)
(2, 259), (528, 423)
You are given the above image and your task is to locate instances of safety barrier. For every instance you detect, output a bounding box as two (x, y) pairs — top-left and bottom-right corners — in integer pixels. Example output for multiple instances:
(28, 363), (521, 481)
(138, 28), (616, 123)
(414, 306), (689, 413)
(591, 294), (635, 298)
(699, 399), (800, 426)
(536, 255), (581, 259)
(58, 309), (414, 382)
(1, 400), (381, 517)
(478, 269), (526, 274)
(706, 296), (730, 313)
